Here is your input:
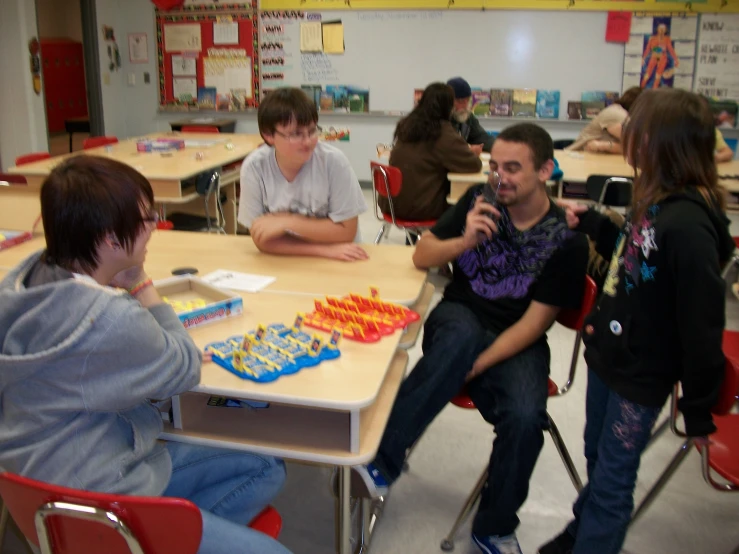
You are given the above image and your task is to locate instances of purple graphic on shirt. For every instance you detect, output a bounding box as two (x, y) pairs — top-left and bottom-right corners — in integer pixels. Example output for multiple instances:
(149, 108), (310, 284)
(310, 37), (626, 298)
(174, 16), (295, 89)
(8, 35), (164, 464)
(457, 195), (570, 300)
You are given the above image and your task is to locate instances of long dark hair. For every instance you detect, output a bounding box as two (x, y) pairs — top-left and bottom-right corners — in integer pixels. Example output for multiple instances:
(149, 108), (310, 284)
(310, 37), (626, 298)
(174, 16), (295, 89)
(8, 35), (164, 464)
(394, 82), (454, 143)
(622, 88), (724, 224)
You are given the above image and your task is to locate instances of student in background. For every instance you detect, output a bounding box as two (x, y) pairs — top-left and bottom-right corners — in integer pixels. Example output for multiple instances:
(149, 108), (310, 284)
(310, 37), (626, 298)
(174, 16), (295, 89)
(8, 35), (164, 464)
(447, 76), (495, 154)
(714, 128), (734, 162)
(566, 87), (643, 154)
(385, 82), (482, 225)
(539, 89), (732, 554)
(0, 156), (291, 554)
(239, 87), (368, 262)
(357, 123), (589, 554)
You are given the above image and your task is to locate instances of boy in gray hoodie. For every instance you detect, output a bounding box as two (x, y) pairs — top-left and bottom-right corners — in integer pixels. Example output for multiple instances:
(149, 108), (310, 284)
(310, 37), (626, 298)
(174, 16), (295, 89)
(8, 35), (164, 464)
(0, 156), (291, 554)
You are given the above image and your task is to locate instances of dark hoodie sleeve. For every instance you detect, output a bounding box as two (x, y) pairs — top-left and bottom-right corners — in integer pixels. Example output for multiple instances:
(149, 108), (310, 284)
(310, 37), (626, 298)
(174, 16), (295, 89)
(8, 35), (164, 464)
(575, 208), (622, 260)
(667, 215), (727, 437)
(467, 115), (495, 152)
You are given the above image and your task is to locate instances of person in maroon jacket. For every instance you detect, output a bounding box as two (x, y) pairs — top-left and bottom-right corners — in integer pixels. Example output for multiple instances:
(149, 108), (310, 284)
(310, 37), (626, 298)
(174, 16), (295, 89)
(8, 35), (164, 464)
(383, 82), (482, 227)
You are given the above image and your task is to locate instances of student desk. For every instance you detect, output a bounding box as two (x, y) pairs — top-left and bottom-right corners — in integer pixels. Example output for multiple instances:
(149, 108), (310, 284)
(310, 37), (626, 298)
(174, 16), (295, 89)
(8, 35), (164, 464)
(0, 232), (426, 305)
(162, 292), (417, 554)
(4, 133), (263, 235)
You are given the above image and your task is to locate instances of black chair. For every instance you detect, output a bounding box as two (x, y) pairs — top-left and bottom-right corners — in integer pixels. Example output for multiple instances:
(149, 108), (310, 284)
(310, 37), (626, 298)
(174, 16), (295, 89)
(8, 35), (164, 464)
(585, 175), (633, 209)
(553, 139), (575, 150)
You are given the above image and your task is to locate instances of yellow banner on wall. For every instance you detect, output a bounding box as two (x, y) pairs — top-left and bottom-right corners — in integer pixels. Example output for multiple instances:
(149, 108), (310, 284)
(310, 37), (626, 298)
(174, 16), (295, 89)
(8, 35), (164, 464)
(259, 0), (737, 11)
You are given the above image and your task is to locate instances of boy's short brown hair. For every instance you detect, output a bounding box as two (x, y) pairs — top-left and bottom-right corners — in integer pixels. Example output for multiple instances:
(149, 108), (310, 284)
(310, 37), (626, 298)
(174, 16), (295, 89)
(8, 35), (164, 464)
(258, 88), (318, 141)
(41, 155), (154, 272)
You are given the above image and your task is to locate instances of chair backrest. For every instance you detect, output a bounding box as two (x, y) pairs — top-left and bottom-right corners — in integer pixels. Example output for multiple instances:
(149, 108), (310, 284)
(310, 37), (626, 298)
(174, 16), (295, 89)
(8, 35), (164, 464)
(553, 275), (598, 394)
(0, 472), (202, 554)
(181, 126), (220, 133)
(83, 136), (119, 150)
(556, 275), (598, 331)
(370, 161), (402, 199)
(0, 173), (29, 186)
(585, 175), (633, 207)
(714, 344), (739, 416)
(552, 139), (575, 150)
(15, 152), (51, 166)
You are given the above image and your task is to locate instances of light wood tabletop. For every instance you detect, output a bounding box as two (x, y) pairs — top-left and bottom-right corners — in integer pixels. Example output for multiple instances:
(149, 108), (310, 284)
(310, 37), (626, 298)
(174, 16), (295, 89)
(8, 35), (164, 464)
(0, 231), (427, 305)
(4, 133), (263, 234)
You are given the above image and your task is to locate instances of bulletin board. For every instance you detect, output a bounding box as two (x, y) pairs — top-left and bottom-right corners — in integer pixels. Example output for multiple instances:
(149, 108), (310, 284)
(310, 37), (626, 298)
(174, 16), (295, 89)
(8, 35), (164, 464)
(156, 3), (260, 110)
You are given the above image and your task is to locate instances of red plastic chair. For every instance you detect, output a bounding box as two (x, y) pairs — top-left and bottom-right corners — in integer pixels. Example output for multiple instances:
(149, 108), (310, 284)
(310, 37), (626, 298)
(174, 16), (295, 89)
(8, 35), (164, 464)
(630, 334), (739, 526)
(0, 472), (282, 554)
(15, 152), (51, 166)
(83, 136), (119, 150)
(438, 275), (599, 552)
(181, 125), (220, 133)
(370, 161), (438, 245)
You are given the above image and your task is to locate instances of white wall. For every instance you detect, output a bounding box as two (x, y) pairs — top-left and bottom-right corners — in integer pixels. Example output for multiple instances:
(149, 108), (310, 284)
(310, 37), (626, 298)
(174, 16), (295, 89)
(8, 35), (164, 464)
(0, 0), (49, 171)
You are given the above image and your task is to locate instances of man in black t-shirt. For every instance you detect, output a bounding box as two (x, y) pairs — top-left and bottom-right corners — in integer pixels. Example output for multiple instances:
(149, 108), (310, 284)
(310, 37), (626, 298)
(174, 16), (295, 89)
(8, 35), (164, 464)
(352, 123), (589, 554)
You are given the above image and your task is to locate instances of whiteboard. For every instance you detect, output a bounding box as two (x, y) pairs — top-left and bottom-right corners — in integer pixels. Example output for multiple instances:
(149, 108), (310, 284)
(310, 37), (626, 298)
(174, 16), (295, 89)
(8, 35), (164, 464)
(260, 10), (625, 114)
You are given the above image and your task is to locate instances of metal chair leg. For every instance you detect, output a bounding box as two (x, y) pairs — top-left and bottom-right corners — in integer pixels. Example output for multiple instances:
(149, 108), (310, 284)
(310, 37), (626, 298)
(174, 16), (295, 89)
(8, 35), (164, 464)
(630, 438), (693, 526)
(0, 503), (9, 551)
(547, 414), (583, 492)
(374, 224), (387, 244)
(440, 468), (487, 552)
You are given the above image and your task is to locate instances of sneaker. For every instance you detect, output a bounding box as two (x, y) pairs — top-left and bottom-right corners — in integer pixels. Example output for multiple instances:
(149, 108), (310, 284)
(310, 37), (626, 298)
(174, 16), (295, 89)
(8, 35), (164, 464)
(352, 463), (389, 498)
(537, 530), (576, 554)
(471, 532), (523, 554)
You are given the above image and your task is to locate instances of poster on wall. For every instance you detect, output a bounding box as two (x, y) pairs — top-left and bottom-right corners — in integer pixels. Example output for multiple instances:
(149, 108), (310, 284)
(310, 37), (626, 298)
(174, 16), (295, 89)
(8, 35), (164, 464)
(694, 14), (739, 102)
(622, 15), (697, 92)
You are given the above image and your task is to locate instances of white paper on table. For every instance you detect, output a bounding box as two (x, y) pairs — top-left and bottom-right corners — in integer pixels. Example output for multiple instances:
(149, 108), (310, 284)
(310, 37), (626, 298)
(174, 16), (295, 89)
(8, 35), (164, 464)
(202, 269), (276, 293)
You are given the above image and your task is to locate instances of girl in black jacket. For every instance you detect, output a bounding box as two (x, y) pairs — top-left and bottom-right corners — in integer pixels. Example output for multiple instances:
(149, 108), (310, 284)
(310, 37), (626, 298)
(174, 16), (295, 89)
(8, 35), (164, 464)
(539, 88), (734, 554)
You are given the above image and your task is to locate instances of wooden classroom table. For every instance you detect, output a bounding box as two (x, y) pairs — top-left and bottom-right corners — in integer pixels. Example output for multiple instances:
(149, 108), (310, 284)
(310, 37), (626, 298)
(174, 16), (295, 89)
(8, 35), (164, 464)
(0, 232), (426, 307)
(161, 290), (416, 554)
(4, 132), (263, 234)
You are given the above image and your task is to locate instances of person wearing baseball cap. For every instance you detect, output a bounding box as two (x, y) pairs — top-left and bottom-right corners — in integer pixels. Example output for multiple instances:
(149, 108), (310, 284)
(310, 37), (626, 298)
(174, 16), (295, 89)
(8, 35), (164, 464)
(447, 77), (494, 154)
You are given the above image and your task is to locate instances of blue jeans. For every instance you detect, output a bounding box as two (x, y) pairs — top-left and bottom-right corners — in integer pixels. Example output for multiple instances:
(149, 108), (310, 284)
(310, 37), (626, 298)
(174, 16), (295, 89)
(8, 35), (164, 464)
(373, 301), (550, 537)
(566, 368), (661, 554)
(162, 442), (292, 554)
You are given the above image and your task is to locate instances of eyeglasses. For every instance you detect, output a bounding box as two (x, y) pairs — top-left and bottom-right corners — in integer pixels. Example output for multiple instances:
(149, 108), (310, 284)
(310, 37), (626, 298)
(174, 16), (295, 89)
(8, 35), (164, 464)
(141, 209), (160, 225)
(274, 126), (322, 143)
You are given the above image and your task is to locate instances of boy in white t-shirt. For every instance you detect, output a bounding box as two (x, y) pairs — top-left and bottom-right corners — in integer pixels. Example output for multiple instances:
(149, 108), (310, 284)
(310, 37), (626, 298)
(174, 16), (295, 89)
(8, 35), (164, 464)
(238, 88), (368, 261)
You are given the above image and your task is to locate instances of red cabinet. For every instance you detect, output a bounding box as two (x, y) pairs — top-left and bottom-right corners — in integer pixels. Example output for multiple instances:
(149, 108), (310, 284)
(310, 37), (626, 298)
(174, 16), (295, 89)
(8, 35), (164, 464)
(41, 38), (88, 133)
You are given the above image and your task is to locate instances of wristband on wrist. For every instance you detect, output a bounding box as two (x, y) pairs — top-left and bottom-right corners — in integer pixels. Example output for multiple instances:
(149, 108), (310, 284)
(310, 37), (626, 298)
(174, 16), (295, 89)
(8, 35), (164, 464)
(128, 278), (153, 297)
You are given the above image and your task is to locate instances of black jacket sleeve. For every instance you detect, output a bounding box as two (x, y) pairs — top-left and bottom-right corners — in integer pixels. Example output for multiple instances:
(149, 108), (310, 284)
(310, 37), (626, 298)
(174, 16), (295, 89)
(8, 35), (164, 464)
(576, 209), (622, 261)
(667, 220), (726, 436)
(467, 115), (494, 152)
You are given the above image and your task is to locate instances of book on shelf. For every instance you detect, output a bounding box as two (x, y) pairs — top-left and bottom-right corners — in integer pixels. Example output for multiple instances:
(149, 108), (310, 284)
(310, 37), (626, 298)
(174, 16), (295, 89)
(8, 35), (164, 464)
(512, 89), (537, 118)
(535, 90), (560, 119)
(471, 89), (491, 117)
(567, 101), (583, 120)
(490, 89), (513, 117)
